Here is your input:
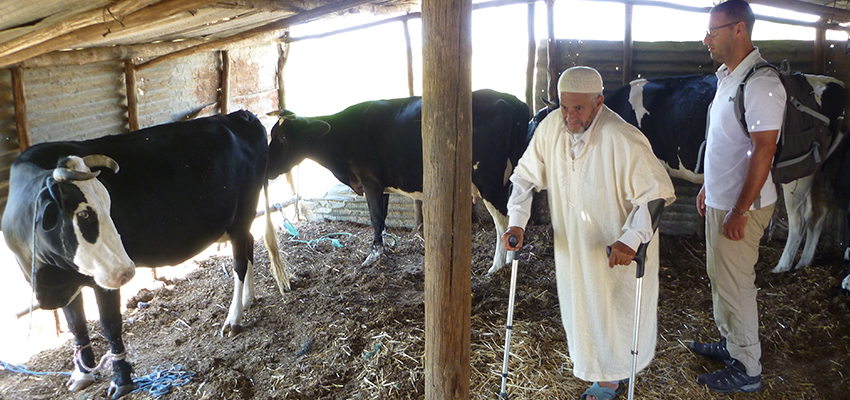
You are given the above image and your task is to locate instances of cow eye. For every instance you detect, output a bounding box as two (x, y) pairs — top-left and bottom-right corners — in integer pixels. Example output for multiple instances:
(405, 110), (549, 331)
(77, 210), (90, 220)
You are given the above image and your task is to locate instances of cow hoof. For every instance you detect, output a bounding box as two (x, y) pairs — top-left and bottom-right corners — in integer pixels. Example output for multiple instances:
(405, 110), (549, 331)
(771, 264), (793, 273)
(362, 247), (382, 266)
(793, 262), (809, 271)
(107, 381), (137, 399)
(66, 372), (95, 391)
(221, 323), (243, 337)
(486, 264), (503, 275)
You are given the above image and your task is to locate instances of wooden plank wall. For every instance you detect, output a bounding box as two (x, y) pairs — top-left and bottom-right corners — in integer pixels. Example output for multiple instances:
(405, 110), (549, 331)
(25, 61), (126, 144)
(0, 44), (280, 218)
(0, 69), (16, 214)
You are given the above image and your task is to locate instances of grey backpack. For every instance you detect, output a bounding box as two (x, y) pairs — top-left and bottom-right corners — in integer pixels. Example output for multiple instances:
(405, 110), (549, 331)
(736, 60), (831, 184)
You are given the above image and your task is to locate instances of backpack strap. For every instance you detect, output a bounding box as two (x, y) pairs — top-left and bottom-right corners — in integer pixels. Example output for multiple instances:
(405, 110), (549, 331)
(735, 61), (776, 138)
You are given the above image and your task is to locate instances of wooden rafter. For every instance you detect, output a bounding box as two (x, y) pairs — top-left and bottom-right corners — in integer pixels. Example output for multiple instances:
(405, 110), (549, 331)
(749, 0), (850, 23)
(0, 0), (220, 69)
(0, 0), (160, 60)
(136, 0), (377, 71)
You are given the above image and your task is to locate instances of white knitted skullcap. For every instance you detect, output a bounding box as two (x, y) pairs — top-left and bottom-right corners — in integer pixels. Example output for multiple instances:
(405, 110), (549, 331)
(558, 66), (603, 94)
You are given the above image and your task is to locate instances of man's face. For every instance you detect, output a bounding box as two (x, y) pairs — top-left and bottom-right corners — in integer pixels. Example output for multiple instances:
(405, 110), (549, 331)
(559, 92), (603, 134)
(703, 11), (740, 64)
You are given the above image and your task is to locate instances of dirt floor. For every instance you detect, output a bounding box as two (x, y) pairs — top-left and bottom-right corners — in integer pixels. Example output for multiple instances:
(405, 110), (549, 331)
(1, 218), (849, 400)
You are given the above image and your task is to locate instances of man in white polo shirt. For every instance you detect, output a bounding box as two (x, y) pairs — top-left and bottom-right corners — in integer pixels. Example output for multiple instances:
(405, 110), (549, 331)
(691, 0), (786, 393)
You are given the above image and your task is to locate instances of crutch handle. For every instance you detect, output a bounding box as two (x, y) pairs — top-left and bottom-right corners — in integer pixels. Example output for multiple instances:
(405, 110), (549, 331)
(506, 235), (519, 263)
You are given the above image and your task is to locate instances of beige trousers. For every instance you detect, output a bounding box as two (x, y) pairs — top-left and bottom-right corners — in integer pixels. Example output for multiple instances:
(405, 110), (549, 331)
(705, 205), (774, 377)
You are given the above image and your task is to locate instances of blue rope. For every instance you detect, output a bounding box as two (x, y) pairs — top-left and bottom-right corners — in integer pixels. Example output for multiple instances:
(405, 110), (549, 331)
(0, 359), (71, 376)
(132, 365), (194, 397)
(2, 360), (193, 397)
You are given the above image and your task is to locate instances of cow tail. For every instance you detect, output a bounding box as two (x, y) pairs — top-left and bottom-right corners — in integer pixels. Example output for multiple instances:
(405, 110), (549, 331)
(263, 181), (291, 294)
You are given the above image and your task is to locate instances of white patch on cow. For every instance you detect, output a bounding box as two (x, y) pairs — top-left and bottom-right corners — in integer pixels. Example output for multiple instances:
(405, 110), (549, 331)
(773, 176), (813, 273)
(628, 79), (650, 129)
(66, 157), (135, 290)
(478, 196), (509, 275)
(473, 161), (479, 171)
(242, 259), (254, 308)
(663, 156), (704, 184)
(503, 159), (513, 186)
(804, 75), (845, 107)
(223, 266), (246, 335)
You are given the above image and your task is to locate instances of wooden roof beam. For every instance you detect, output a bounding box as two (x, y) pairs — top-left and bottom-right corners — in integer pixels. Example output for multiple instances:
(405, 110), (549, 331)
(136, 0), (377, 71)
(749, 0), (850, 24)
(0, 0), (161, 60)
(0, 0), (220, 69)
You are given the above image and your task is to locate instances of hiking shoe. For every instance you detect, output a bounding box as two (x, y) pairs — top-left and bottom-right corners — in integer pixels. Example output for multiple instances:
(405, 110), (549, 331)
(697, 360), (762, 393)
(689, 337), (732, 363)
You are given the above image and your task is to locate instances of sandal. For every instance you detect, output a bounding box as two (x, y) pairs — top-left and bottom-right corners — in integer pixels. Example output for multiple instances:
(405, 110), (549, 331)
(579, 380), (627, 400)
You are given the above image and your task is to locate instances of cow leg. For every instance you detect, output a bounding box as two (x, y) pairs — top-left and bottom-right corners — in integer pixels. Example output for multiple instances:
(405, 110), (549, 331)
(381, 194), (396, 248)
(842, 247), (850, 294)
(795, 198), (828, 270)
(93, 286), (135, 399)
(62, 292), (97, 392)
(773, 177), (814, 273)
(222, 232), (254, 337)
(362, 189), (387, 266)
(482, 199), (509, 275)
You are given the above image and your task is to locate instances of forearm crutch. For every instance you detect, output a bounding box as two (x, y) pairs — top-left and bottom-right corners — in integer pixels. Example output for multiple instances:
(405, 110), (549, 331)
(608, 199), (665, 400)
(499, 236), (520, 399)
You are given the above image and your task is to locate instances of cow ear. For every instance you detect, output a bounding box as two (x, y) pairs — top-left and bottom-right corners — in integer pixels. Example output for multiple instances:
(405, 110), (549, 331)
(39, 201), (60, 231)
(267, 110), (297, 121)
(309, 120), (331, 137)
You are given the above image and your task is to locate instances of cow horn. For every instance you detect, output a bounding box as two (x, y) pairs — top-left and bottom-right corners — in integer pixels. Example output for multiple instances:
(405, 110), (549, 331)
(53, 168), (100, 182)
(82, 154), (119, 174)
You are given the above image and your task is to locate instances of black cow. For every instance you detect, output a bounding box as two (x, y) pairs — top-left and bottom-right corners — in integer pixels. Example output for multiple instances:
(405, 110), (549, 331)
(1, 111), (289, 399)
(268, 89), (530, 273)
(535, 72), (849, 276)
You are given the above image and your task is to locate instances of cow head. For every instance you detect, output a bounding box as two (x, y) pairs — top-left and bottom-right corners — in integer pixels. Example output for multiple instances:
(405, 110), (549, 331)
(267, 110), (331, 178)
(38, 155), (135, 289)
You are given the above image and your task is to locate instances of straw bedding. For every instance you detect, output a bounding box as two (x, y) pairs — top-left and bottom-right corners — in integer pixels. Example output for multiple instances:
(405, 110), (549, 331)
(1, 219), (848, 399)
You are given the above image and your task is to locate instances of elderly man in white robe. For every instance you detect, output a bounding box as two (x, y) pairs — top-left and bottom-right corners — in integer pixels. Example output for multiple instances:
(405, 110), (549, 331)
(501, 66), (675, 400)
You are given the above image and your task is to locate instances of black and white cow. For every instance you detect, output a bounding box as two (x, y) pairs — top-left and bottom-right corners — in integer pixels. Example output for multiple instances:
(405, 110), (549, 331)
(1, 111), (289, 399)
(268, 89), (530, 273)
(605, 73), (848, 275)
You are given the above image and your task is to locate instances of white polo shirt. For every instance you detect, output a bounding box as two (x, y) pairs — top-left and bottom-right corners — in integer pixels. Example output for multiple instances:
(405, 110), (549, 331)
(704, 48), (786, 211)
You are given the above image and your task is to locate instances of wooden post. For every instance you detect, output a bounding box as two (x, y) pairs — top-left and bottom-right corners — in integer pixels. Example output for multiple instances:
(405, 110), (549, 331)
(11, 66), (30, 151)
(278, 39), (290, 111)
(422, 0), (472, 397)
(277, 38), (300, 220)
(623, 3), (634, 85)
(526, 2), (536, 114)
(221, 50), (231, 115)
(814, 17), (827, 75)
(545, 0), (558, 102)
(124, 59), (139, 131)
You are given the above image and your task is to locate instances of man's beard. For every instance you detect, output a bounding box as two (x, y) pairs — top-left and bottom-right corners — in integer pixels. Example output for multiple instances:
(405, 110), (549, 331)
(566, 123), (587, 135)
